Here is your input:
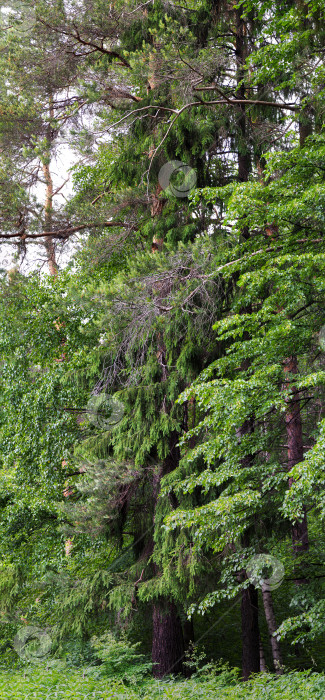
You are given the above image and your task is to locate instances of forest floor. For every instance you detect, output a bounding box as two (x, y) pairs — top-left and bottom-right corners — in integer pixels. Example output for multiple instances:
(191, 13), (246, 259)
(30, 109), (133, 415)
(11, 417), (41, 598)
(1, 668), (325, 699)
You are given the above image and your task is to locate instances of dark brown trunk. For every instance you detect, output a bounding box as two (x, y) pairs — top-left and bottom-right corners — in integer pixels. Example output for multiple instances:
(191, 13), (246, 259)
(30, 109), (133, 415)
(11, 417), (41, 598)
(297, 0), (313, 148)
(283, 103), (310, 563)
(238, 422), (260, 680)
(235, 6), (250, 183)
(283, 355), (309, 558)
(150, 196), (184, 677)
(261, 586), (283, 674)
(152, 600), (184, 678)
(234, 8), (259, 672)
(151, 432), (184, 678)
(151, 432), (184, 677)
(241, 584), (260, 680)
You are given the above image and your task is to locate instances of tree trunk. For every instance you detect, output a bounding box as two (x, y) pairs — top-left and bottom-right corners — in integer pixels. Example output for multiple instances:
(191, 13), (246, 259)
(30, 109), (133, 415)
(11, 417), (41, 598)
(151, 431), (184, 677)
(241, 584), (260, 681)
(42, 159), (58, 277)
(259, 634), (267, 672)
(150, 180), (184, 677)
(234, 8), (259, 677)
(235, 6), (250, 183)
(282, 92), (312, 561)
(261, 585), (283, 674)
(152, 600), (184, 678)
(283, 355), (309, 559)
(238, 421), (261, 679)
(42, 96), (58, 277)
(296, 1), (313, 144)
(299, 107), (313, 147)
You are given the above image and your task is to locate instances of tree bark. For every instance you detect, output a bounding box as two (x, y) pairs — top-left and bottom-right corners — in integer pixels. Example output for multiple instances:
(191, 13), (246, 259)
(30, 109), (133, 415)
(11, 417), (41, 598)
(283, 355), (309, 559)
(150, 171), (184, 677)
(261, 585), (283, 674)
(152, 600), (184, 678)
(151, 433), (185, 678)
(259, 634), (267, 672)
(282, 92), (311, 561)
(234, 8), (259, 668)
(238, 417), (261, 679)
(299, 106), (313, 148)
(241, 583), (260, 681)
(235, 6), (251, 183)
(297, 0), (313, 148)
(43, 159), (58, 277)
(42, 96), (58, 276)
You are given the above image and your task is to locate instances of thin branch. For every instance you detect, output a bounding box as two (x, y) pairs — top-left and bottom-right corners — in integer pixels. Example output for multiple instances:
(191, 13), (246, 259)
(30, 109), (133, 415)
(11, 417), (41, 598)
(0, 220), (127, 241)
(52, 178), (70, 197)
(126, 1), (154, 15)
(107, 104), (178, 132)
(38, 18), (131, 68)
(193, 89), (299, 111)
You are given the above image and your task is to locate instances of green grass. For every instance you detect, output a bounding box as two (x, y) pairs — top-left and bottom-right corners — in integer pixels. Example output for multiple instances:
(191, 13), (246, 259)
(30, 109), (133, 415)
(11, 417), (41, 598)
(1, 668), (325, 699)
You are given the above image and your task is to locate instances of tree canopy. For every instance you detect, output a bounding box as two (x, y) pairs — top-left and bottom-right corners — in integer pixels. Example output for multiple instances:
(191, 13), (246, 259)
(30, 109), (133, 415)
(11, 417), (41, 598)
(0, 0), (324, 689)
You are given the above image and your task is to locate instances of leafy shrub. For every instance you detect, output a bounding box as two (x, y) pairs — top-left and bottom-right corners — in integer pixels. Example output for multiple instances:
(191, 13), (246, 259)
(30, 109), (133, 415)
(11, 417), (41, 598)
(183, 644), (240, 685)
(89, 631), (152, 684)
(63, 637), (96, 668)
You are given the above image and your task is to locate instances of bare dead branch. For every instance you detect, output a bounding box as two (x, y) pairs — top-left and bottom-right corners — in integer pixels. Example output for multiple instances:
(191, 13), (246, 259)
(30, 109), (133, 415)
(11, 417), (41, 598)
(0, 220), (127, 241)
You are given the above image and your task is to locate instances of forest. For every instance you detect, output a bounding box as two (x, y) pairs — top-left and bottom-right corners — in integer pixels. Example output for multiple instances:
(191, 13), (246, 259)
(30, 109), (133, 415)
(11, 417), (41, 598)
(0, 0), (325, 698)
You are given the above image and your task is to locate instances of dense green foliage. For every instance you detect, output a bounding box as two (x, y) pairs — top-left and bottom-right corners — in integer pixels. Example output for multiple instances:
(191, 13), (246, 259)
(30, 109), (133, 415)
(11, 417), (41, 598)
(0, 0), (325, 695)
(1, 667), (325, 700)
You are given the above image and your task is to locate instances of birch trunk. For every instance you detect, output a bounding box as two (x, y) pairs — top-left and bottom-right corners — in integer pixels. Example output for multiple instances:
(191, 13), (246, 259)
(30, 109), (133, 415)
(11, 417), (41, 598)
(261, 586), (283, 674)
